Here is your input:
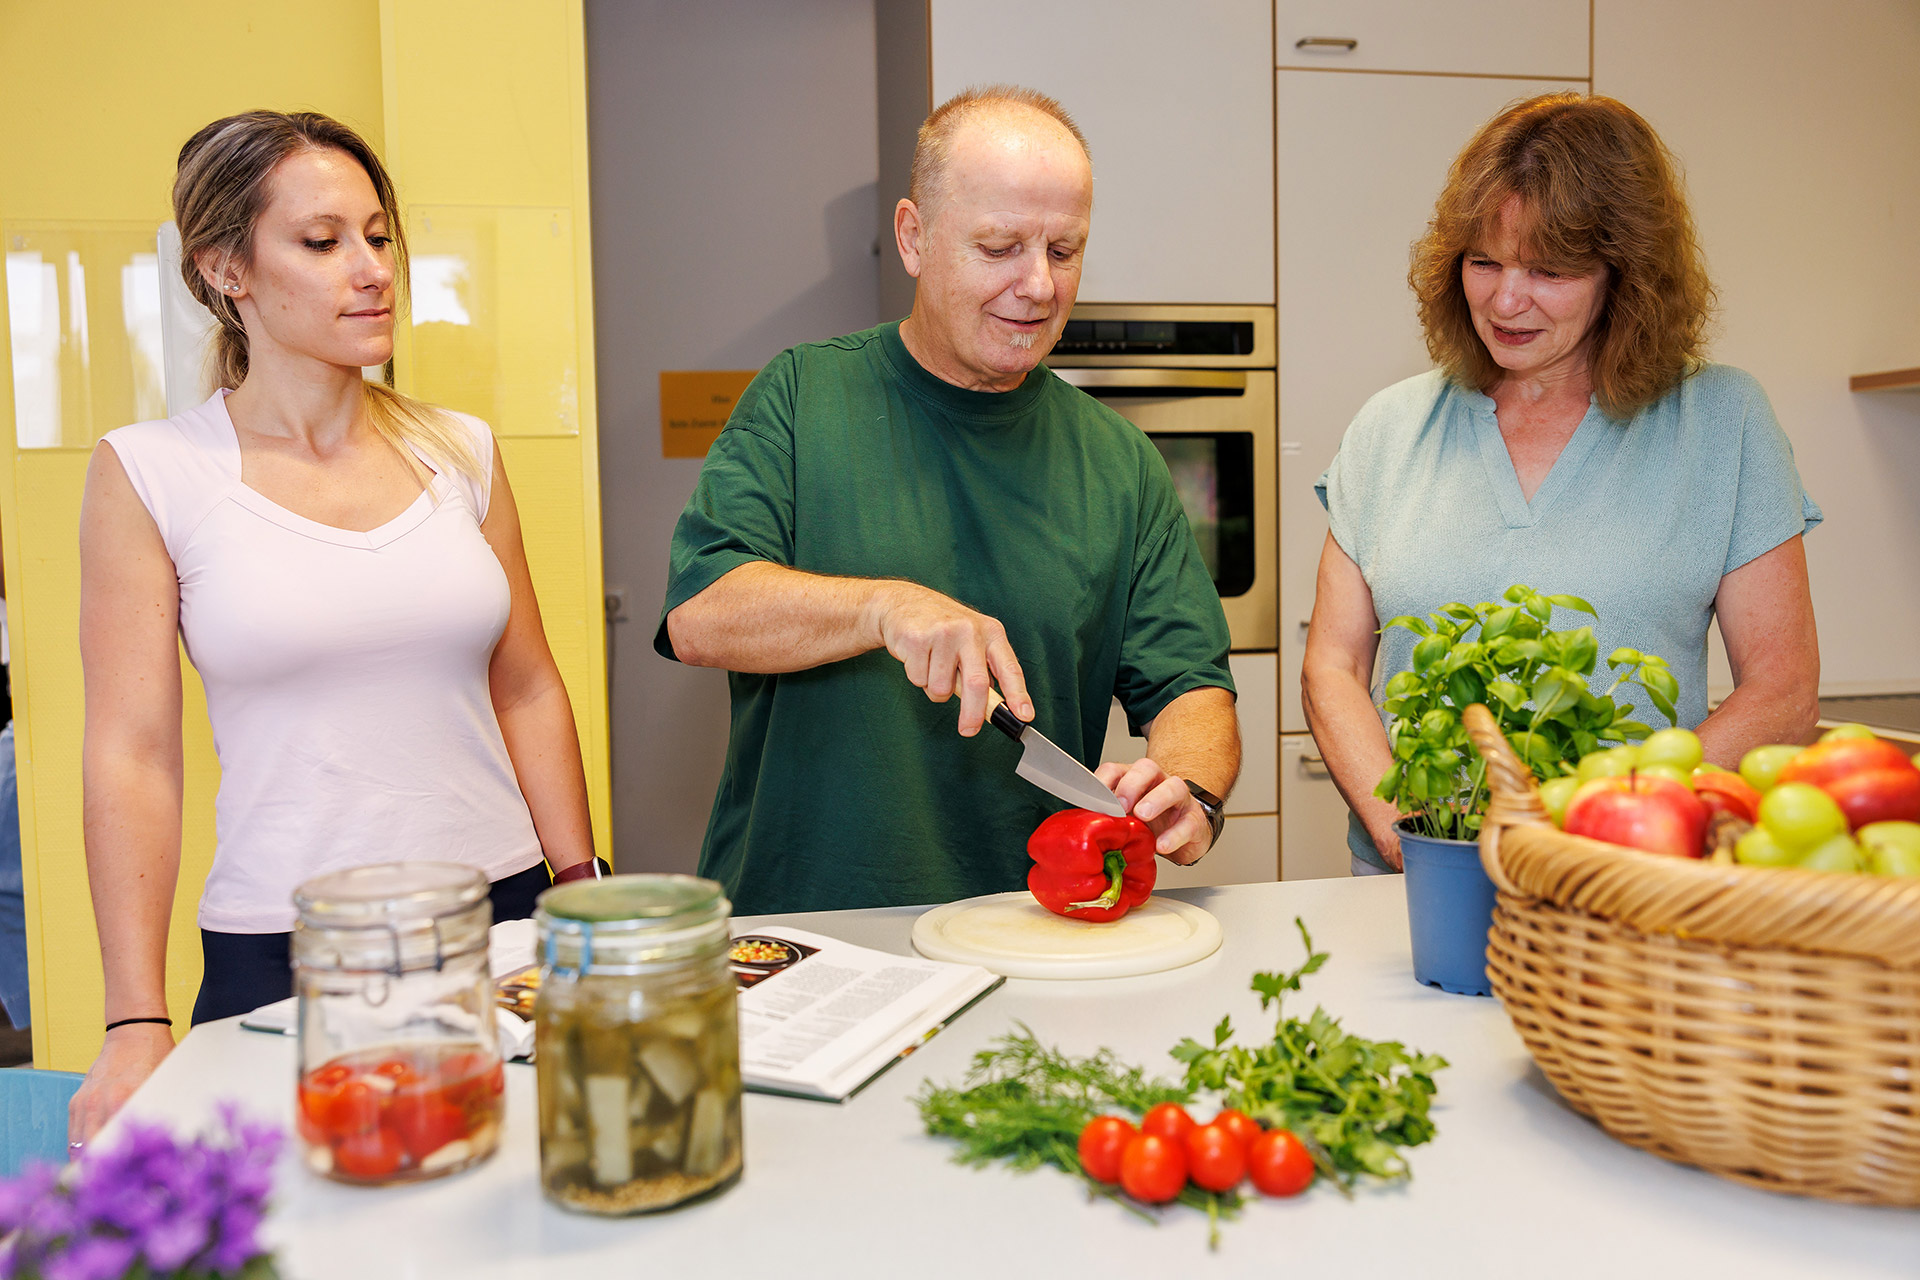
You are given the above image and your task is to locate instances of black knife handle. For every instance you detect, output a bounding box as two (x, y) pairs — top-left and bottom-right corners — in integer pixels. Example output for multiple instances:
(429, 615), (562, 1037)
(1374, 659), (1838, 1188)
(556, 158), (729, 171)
(986, 687), (1028, 742)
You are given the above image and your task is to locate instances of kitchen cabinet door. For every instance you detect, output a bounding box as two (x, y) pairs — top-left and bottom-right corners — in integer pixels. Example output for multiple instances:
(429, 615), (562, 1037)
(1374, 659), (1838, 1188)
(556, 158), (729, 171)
(1276, 70), (1579, 731)
(1102, 652), (1276, 816)
(1157, 814), (1279, 888)
(1275, 0), (1588, 78)
(926, 0), (1273, 304)
(1280, 732), (1352, 879)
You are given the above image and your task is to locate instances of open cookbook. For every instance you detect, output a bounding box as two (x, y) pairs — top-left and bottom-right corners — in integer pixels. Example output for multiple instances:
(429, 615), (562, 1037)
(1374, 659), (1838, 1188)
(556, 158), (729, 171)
(245, 920), (1002, 1104)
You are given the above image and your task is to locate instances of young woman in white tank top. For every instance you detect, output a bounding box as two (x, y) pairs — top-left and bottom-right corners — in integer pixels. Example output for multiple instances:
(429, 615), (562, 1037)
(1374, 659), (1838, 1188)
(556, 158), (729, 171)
(68, 111), (603, 1146)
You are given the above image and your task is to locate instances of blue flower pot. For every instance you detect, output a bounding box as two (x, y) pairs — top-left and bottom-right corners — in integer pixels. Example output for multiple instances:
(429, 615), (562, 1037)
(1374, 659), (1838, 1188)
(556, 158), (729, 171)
(1397, 821), (1497, 997)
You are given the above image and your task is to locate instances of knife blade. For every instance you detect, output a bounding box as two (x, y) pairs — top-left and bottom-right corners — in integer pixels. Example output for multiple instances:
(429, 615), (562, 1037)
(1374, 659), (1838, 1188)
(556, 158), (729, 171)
(984, 688), (1127, 816)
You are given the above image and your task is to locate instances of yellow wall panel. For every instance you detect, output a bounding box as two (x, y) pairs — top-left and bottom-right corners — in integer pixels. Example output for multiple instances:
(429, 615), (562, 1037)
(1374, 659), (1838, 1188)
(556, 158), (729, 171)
(379, 0), (576, 208)
(386, 0), (610, 856)
(498, 436), (608, 845)
(0, 2), (384, 224)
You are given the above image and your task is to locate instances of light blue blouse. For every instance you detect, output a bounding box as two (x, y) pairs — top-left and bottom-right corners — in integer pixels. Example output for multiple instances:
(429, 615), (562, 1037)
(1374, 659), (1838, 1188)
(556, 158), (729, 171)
(1315, 364), (1821, 869)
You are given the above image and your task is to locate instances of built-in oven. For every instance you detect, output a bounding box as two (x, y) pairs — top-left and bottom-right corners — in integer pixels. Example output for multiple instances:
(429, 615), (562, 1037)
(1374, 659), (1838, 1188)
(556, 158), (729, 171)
(1048, 304), (1276, 652)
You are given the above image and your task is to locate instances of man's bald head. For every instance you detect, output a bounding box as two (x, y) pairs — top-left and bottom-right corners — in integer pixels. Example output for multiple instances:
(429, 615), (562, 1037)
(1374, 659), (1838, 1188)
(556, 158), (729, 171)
(908, 86), (1091, 225)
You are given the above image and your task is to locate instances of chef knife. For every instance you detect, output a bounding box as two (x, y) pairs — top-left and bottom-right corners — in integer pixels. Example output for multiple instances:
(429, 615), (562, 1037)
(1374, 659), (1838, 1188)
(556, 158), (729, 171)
(984, 688), (1127, 817)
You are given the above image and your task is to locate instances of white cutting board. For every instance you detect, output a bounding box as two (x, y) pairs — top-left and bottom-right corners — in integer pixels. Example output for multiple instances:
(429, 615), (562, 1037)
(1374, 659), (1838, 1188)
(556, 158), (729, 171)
(911, 892), (1222, 980)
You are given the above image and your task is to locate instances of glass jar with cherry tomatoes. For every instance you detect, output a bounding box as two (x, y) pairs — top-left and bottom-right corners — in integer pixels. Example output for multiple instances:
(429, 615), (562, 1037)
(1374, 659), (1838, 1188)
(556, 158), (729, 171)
(534, 875), (743, 1216)
(291, 863), (506, 1186)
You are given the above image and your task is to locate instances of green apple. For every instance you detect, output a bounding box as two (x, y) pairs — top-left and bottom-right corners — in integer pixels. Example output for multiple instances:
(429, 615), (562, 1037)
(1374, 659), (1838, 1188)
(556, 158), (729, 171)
(1638, 727), (1704, 773)
(1796, 832), (1864, 873)
(1735, 827), (1796, 867)
(1693, 761), (1729, 775)
(1857, 821), (1920, 877)
(1740, 744), (1804, 793)
(1540, 776), (1581, 827)
(1635, 763), (1694, 789)
(1577, 746), (1641, 783)
(1818, 722), (1877, 743)
(1758, 782), (1849, 850)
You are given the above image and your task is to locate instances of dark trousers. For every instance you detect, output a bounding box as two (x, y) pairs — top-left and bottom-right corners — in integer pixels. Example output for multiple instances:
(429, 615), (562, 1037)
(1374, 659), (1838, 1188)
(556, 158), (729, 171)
(190, 860), (555, 1026)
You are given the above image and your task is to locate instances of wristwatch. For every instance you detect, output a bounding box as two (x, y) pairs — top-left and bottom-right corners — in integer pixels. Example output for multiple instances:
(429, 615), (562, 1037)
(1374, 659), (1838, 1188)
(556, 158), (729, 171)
(1184, 780), (1226, 848)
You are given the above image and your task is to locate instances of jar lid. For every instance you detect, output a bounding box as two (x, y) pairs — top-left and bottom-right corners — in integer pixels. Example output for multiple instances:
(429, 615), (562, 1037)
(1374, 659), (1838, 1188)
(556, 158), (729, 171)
(292, 862), (491, 975)
(536, 874), (730, 974)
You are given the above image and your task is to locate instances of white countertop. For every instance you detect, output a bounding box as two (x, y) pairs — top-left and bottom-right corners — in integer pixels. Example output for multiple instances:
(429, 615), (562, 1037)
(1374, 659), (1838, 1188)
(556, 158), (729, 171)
(117, 878), (1917, 1278)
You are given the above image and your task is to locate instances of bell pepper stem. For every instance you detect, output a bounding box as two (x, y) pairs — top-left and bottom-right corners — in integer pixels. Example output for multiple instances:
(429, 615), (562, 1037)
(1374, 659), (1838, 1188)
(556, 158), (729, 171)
(1067, 850), (1130, 912)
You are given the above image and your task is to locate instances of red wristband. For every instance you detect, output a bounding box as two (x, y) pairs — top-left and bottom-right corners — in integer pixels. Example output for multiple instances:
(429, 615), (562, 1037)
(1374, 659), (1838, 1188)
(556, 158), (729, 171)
(549, 859), (606, 886)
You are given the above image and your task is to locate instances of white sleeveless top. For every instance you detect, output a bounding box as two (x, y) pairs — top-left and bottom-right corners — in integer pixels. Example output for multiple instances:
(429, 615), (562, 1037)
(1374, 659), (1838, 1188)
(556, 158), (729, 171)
(104, 390), (544, 932)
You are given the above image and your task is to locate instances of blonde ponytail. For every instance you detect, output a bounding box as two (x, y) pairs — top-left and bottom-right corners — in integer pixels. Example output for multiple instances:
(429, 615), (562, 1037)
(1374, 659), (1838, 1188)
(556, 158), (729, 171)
(364, 382), (483, 485)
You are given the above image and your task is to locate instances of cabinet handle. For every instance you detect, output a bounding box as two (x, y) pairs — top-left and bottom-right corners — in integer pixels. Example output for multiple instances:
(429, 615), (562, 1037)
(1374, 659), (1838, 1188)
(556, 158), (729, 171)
(1294, 36), (1358, 52)
(1299, 752), (1332, 779)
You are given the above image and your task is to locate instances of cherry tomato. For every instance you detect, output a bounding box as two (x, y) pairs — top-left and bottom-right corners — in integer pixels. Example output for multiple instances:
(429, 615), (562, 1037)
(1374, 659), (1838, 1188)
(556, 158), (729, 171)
(1211, 1108), (1261, 1154)
(1076, 1115), (1136, 1185)
(1118, 1133), (1187, 1204)
(372, 1057), (420, 1087)
(1247, 1128), (1315, 1197)
(325, 1079), (384, 1138)
(1139, 1102), (1197, 1144)
(390, 1096), (469, 1161)
(333, 1127), (405, 1180)
(1183, 1122), (1247, 1193)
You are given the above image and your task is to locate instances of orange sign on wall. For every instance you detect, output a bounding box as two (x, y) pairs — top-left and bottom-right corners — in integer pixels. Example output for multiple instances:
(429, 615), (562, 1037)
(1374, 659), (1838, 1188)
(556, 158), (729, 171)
(660, 370), (756, 458)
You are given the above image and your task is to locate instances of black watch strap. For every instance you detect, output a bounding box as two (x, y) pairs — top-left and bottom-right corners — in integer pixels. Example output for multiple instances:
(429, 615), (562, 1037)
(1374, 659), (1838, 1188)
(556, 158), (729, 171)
(1185, 779), (1226, 845)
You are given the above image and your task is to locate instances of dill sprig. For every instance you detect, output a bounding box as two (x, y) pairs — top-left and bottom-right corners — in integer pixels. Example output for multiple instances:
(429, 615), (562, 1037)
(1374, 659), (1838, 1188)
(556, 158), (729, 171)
(915, 1028), (1242, 1246)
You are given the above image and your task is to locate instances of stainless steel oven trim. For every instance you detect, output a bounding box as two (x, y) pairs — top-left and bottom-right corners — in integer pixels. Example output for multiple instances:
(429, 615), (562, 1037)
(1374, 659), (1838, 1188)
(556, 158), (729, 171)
(1081, 370), (1276, 652)
(1046, 303), (1275, 369)
(1055, 369), (1249, 392)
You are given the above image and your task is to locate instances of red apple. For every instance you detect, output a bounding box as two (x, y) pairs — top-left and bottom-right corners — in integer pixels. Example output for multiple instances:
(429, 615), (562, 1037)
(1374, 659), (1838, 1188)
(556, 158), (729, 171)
(1778, 739), (1914, 791)
(1564, 775), (1710, 859)
(1821, 767), (1920, 830)
(1692, 769), (1761, 823)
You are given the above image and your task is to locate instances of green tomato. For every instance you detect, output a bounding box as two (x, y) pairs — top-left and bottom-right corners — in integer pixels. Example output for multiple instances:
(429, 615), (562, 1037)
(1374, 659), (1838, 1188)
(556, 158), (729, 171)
(1818, 722), (1877, 743)
(1637, 727), (1704, 773)
(1577, 746), (1641, 784)
(1758, 781), (1848, 851)
(1635, 763), (1694, 789)
(1795, 832), (1864, 873)
(1857, 821), (1920, 877)
(1739, 744), (1804, 793)
(1735, 827), (1796, 868)
(1539, 776), (1581, 827)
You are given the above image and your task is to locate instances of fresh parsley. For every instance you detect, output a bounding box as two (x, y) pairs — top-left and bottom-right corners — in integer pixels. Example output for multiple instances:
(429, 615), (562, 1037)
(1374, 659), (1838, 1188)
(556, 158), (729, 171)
(1171, 918), (1448, 1191)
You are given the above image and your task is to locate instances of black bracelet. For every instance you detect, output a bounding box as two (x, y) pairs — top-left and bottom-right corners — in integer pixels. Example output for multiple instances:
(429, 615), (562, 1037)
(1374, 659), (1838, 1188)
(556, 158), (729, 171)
(104, 1016), (173, 1033)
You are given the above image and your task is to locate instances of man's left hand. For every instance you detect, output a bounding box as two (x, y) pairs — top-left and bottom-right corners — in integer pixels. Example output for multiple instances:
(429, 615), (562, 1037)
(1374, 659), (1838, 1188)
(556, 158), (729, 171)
(1096, 759), (1213, 865)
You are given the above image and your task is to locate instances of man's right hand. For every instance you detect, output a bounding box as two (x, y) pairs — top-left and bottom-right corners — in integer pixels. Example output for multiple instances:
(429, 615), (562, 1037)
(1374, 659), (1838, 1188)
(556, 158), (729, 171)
(69, 1022), (175, 1146)
(870, 581), (1033, 736)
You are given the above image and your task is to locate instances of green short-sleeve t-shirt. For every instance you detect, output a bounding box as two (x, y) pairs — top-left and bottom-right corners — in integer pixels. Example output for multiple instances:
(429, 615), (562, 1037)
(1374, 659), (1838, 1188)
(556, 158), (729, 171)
(655, 322), (1234, 914)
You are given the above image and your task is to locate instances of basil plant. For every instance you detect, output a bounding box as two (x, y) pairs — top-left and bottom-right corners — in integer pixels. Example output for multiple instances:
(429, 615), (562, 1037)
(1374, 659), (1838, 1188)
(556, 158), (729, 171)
(1373, 585), (1681, 842)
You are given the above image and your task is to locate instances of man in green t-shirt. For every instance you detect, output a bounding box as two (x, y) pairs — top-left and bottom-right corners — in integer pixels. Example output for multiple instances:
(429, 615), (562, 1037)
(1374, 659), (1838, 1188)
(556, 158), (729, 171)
(656, 86), (1240, 914)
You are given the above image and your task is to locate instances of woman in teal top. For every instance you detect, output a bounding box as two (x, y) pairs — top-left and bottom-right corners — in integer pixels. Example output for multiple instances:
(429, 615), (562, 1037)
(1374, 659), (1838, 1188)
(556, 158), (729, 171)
(1304, 94), (1822, 874)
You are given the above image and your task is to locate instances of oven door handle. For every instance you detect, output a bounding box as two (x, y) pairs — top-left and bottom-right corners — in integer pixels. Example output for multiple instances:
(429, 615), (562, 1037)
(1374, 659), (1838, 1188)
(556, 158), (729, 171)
(1053, 368), (1248, 396)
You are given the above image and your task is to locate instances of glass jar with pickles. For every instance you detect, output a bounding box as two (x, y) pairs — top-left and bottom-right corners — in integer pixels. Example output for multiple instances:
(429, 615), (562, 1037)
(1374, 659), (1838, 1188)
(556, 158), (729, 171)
(534, 875), (743, 1215)
(291, 863), (505, 1185)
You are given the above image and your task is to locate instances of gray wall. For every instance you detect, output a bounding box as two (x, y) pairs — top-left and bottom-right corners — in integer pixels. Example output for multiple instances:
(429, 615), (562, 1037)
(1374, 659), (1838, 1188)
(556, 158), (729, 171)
(584, 0), (883, 871)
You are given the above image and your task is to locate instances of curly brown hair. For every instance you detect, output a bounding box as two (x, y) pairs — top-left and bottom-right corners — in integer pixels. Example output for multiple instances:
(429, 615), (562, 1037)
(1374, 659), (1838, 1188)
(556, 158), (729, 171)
(1410, 93), (1715, 419)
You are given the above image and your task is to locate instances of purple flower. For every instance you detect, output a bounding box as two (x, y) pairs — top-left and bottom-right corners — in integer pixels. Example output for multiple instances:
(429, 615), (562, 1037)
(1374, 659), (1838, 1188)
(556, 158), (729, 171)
(0, 1163), (59, 1233)
(0, 1104), (283, 1279)
(41, 1236), (135, 1280)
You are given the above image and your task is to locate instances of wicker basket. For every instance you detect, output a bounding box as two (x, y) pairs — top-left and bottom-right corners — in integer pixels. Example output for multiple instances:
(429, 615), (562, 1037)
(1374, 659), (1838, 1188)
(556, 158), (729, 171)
(1463, 704), (1920, 1206)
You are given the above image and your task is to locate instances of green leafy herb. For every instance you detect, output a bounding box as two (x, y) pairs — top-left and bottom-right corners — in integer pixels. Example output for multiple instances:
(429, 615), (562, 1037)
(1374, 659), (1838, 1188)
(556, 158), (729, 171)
(916, 1028), (1241, 1244)
(1373, 583), (1678, 840)
(1171, 919), (1447, 1191)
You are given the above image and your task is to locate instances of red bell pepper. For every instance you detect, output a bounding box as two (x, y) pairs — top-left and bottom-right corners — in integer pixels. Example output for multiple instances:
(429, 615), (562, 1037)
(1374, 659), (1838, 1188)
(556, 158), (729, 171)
(1026, 809), (1157, 923)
